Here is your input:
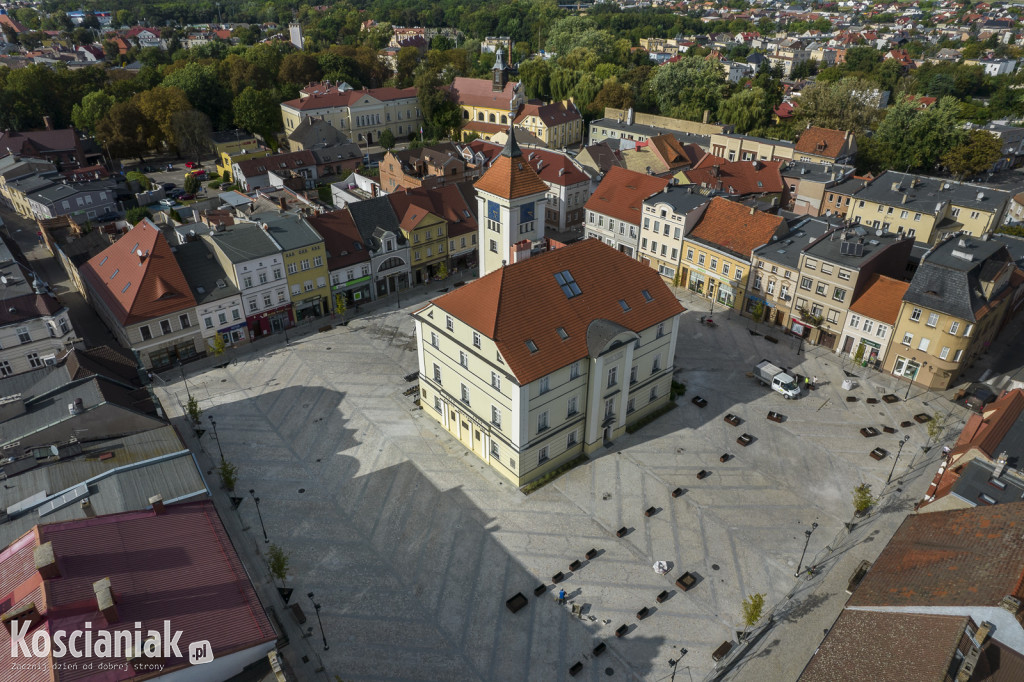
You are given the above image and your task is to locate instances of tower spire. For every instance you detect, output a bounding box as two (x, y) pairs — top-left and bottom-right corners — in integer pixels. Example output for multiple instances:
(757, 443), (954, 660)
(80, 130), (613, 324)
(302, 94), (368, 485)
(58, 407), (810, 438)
(501, 123), (521, 158)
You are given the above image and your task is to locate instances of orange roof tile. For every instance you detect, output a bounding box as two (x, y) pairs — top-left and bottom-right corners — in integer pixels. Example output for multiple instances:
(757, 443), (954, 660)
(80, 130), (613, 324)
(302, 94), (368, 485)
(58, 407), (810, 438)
(80, 219), (196, 326)
(685, 155), (785, 195)
(687, 197), (785, 261)
(427, 240), (684, 384)
(584, 167), (670, 226)
(794, 126), (851, 159)
(953, 389), (1024, 460)
(473, 132), (549, 200)
(848, 274), (910, 325)
(451, 77), (520, 110)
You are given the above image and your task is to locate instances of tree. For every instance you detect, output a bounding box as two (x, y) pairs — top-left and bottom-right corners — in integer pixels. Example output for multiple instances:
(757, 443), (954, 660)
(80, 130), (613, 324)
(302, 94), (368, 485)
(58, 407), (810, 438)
(647, 56), (727, 121)
(278, 53), (322, 86)
(161, 63), (229, 127)
(125, 207), (151, 224)
(518, 58), (552, 101)
(741, 593), (766, 637)
(867, 97), (966, 174)
(211, 334), (227, 356)
(267, 544), (290, 586)
(943, 130), (1002, 180)
(134, 86), (192, 152)
(171, 110), (213, 161)
(589, 78), (634, 116)
(437, 262), (448, 280)
(233, 87), (282, 140)
(184, 173), (201, 195)
(186, 394), (202, 424)
(416, 68), (461, 140)
(394, 46), (420, 88)
(217, 459), (238, 492)
(96, 101), (149, 160)
(852, 483), (874, 515)
(718, 87), (775, 134)
(72, 91), (114, 135)
(378, 128), (396, 150)
(793, 77), (882, 132)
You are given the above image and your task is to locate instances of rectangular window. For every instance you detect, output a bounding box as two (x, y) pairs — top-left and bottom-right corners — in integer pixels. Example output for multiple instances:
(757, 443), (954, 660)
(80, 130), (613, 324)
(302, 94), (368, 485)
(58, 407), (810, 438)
(910, 307), (922, 322)
(288, 263), (297, 274)
(473, 331), (481, 348)
(827, 310), (839, 324)
(27, 352), (42, 368)
(433, 396), (442, 413)
(805, 259), (817, 270)
(491, 371), (501, 390)
(243, 276), (253, 288)
(954, 349), (963, 362)
(259, 272), (267, 284)
(918, 337), (930, 352)
(800, 277), (812, 291)
(0, 361), (10, 377)
(838, 269), (851, 280)
(538, 446), (549, 464)
(430, 331), (439, 348)
(160, 320), (172, 335)
(709, 258), (718, 271)
(179, 314), (191, 328)
(604, 398), (614, 418)
(570, 361), (580, 380)
(446, 315), (453, 331)
(567, 430), (578, 447)
(627, 397), (636, 413)
(461, 384), (470, 404)
(686, 248), (693, 261)
(862, 319), (874, 334)
(313, 256), (323, 267)
(491, 405), (501, 427)
(832, 288), (846, 303)
(902, 332), (913, 345)
(652, 355), (661, 373)
(205, 317), (214, 329)
(722, 263), (730, 277)
(926, 313), (939, 327)
(821, 264), (833, 275)
(849, 314), (861, 329)
(16, 327), (30, 344)
(949, 321), (960, 335)
(539, 376), (550, 394)
(218, 312), (227, 325)
(815, 281), (828, 296)
(649, 386), (658, 401)
(567, 396), (578, 417)
(876, 325), (887, 339)
(630, 365), (638, 384)
(939, 346), (950, 360)
(698, 253), (705, 266)
(538, 411), (549, 432)
(607, 367), (617, 388)
(249, 299), (258, 312)
(460, 351), (468, 368)
(433, 363), (441, 382)
(274, 268), (283, 279)
(964, 324), (973, 337)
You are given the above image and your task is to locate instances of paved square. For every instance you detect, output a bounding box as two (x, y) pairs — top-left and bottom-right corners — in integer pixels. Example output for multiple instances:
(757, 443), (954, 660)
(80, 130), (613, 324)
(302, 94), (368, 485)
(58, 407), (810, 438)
(157, 300), (955, 681)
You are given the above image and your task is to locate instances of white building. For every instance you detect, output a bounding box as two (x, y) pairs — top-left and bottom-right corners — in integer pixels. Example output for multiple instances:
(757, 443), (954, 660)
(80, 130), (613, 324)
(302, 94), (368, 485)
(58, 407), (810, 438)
(173, 240), (248, 351)
(584, 166), (669, 258)
(836, 273), (909, 366)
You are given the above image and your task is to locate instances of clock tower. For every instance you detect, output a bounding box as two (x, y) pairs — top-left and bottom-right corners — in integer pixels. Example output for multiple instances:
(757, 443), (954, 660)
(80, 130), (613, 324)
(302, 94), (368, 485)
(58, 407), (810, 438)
(473, 126), (549, 277)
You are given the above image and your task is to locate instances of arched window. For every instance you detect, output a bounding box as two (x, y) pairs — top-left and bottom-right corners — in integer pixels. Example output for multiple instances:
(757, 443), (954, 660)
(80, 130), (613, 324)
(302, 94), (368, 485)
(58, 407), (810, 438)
(501, 115), (507, 124)
(477, 112), (484, 121)
(378, 257), (406, 272)
(463, 110), (469, 119)
(489, 113), (496, 123)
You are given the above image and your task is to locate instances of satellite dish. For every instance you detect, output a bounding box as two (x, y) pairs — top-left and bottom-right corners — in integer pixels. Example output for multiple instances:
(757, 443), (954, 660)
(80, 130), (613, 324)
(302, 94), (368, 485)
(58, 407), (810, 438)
(875, 229), (883, 237)
(0, 276), (6, 285)
(136, 249), (144, 257)
(50, 445), (59, 457)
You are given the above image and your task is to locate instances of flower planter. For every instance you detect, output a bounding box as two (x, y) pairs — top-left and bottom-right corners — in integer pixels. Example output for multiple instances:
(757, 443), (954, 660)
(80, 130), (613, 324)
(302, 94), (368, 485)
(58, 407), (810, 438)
(506, 593), (528, 613)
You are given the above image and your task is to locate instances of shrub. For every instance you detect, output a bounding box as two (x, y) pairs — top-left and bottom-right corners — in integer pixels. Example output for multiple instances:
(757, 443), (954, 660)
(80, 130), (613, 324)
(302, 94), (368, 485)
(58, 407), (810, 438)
(625, 401), (677, 434)
(521, 455), (588, 495)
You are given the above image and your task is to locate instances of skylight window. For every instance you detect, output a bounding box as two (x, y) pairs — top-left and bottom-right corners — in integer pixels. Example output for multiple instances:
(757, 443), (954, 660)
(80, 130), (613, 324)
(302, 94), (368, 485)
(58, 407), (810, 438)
(554, 270), (581, 298)
(526, 339), (538, 353)
(109, 268), (119, 280)
(121, 282), (131, 293)
(642, 289), (653, 302)
(99, 256), (108, 266)
(619, 299), (631, 311)
(557, 327), (568, 340)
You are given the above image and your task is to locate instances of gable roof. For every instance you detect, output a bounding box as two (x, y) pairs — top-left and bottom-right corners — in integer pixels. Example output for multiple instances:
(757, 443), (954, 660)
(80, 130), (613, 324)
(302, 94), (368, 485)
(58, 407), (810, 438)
(794, 126), (851, 159)
(451, 77), (520, 110)
(684, 154), (785, 195)
(347, 195), (404, 249)
(80, 220), (196, 326)
(847, 501), (1024, 609)
(688, 197), (786, 261)
(513, 100), (581, 128)
(306, 209), (369, 270)
(848, 274), (910, 325)
(953, 389), (1024, 461)
(426, 240), (684, 384)
(584, 166), (670, 226)
(235, 150), (317, 178)
(0, 128), (78, 155)
(469, 140), (589, 188)
(286, 116), (348, 147)
(282, 85), (417, 112)
(904, 236), (1014, 321)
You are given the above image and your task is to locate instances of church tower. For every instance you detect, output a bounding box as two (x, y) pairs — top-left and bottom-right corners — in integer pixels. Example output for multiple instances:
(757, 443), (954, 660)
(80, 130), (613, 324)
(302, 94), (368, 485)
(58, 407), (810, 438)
(492, 48), (509, 92)
(473, 126), (549, 277)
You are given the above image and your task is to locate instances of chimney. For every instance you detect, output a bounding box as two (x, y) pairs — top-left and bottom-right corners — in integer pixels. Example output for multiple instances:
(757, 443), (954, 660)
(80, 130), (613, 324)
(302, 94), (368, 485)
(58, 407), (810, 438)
(702, 109), (710, 124)
(993, 452), (1008, 478)
(43, 116), (53, 131)
(149, 494), (165, 515)
(901, 194), (908, 204)
(94, 577), (118, 624)
(1, 602), (43, 635)
(999, 595), (1021, 615)
(749, 206), (755, 215)
(279, 197), (287, 210)
(34, 542), (60, 579)
(626, 107), (634, 125)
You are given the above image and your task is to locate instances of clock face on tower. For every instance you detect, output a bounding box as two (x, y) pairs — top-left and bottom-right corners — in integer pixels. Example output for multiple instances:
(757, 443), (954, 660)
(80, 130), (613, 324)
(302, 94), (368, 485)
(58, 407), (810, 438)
(520, 202), (535, 223)
(487, 200), (500, 222)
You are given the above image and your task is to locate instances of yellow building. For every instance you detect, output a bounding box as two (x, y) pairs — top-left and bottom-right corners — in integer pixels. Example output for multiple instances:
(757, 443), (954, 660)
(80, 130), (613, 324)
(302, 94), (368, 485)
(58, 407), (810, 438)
(209, 130), (260, 159)
(680, 198), (786, 311)
(280, 83), (422, 147)
(217, 149), (270, 183)
(846, 171), (1011, 245)
(885, 235), (1021, 390)
(254, 212), (331, 321)
(392, 196), (449, 285)
(513, 100), (584, 148)
(4, 176), (53, 218)
(454, 50), (526, 141)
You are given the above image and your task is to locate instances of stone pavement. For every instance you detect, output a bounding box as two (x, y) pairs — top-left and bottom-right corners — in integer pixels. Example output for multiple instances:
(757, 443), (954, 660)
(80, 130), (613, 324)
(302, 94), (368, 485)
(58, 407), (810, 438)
(154, 284), (972, 682)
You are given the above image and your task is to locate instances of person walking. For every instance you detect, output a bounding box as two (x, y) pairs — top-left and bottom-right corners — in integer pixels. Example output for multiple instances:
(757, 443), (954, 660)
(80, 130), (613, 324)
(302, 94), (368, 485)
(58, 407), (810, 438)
(812, 375), (819, 389)
(558, 589), (566, 605)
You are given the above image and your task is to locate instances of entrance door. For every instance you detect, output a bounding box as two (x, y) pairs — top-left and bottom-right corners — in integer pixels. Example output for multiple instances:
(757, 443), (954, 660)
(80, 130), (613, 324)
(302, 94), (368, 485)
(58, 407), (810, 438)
(842, 336), (854, 354)
(603, 426), (612, 443)
(270, 316), (283, 333)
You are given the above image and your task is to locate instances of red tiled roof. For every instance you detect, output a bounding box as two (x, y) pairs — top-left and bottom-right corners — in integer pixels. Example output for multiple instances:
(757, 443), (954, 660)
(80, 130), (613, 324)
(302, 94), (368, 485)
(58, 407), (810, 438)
(794, 126), (851, 159)
(428, 240), (684, 384)
(282, 86), (418, 111)
(648, 134), (700, 172)
(0, 13), (26, 33)
(774, 101), (796, 118)
(474, 151), (549, 200)
(685, 154), (785, 195)
(513, 100), (581, 128)
(451, 77), (520, 110)
(80, 219), (196, 326)
(688, 197), (785, 261)
(0, 501), (276, 681)
(798, 611), (970, 682)
(235, 149), (317, 177)
(469, 140), (589, 187)
(847, 501), (1024, 609)
(306, 209), (369, 271)
(0, 129), (78, 155)
(848, 274), (910, 325)
(462, 121), (508, 135)
(584, 167), (670, 226)
(953, 389), (1024, 460)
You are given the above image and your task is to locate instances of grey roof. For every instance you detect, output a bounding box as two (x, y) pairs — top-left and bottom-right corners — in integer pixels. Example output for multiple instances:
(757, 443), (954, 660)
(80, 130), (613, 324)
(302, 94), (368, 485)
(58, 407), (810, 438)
(589, 118), (711, 149)
(805, 225), (908, 268)
(287, 117), (347, 147)
(249, 212), (322, 251)
(990, 234), (1024, 269)
(218, 190), (254, 208)
(782, 161), (855, 183)
(171, 221), (215, 244)
(29, 178), (117, 204)
(643, 185), (712, 214)
(348, 196), (405, 250)
(172, 240), (240, 305)
(720, 133), (794, 148)
(949, 459), (1024, 508)
(6, 175), (55, 194)
(203, 223), (280, 264)
(209, 129), (258, 145)
(830, 174), (870, 197)
(309, 141), (362, 164)
(904, 235), (1013, 321)
(853, 171), (1011, 214)
(982, 122), (1024, 143)
(752, 216), (833, 270)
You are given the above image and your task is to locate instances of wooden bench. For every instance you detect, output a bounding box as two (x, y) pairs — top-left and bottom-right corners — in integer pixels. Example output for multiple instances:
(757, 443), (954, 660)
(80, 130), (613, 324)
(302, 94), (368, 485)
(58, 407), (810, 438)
(534, 584), (547, 596)
(845, 396), (858, 402)
(552, 571), (565, 583)
(289, 603), (306, 625)
(616, 527), (629, 538)
(593, 642), (607, 656)
(696, 470), (709, 480)
(569, 559), (582, 571)
(569, 661), (583, 676)
(585, 548), (598, 560)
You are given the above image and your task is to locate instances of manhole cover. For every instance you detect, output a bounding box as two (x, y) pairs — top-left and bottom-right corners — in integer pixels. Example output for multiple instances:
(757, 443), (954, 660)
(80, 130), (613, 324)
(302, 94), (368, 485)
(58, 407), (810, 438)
(712, 564), (720, 570)
(325, 347), (331, 350)
(221, 379), (227, 383)
(316, 458), (321, 462)
(605, 668), (614, 676)
(298, 488), (305, 493)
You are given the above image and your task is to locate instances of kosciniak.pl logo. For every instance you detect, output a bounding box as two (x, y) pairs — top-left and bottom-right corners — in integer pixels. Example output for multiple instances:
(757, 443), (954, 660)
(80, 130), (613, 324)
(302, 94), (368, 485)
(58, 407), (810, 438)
(9, 620), (211, 665)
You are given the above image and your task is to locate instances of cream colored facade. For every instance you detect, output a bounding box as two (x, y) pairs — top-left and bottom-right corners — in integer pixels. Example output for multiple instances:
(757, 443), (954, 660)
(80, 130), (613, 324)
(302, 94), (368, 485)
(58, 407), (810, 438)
(745, 254), (798, 326)
(514, 108), (583, 148)
(708, 134), (794, 162)
(680, 240), (752, 311)
(637, 190), (710, 284)
(837, 309), (896, 367)
(281, 90), (423, 146)
(413, 309), (680, 487)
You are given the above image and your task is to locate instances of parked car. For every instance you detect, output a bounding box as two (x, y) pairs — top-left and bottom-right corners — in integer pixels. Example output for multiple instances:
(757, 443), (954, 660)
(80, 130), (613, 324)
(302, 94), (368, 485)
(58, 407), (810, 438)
(185, 161), (200, 169)
(187, 169), (207, 178)
(168, 188), (185, 198)
(178, 193), (195, 201)
(157, 198), (176, 207)
(161, 182), (176, 191)
(165, 163), (173, 171)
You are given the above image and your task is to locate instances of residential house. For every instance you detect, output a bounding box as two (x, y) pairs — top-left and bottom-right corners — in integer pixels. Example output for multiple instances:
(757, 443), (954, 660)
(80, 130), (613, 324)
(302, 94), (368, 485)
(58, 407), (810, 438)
(619, 134), (704, 178)
(837, 274), (910, 366)
(79, 220), (202, 369)
(380, 142), (476, 193)
(173, 240), (247, 351)
(215, 149), (269, 184)
(820, 173), (872, 219)
(232, 150), (318, 191)
(4, 176), (59, 218)
(347, 195), (411, 298)
(202, 223), (292, 339)
(308, 142), (363, 176)
(25, 179), (119, 222)
(281, 82), (422, 146)
(473, 130), (549, 276)
(792, 126), (858, 164)
(588, 107), (727, 148)
(745, 217), (834, 325)
(413, 239), (683, 486)
(973, 121), (1024, 172)
(249, 212), (330, 320)
(306, 209), (373, 310)
(887, 235), (1022, 390)
(513, 100), (583, 148)
(846, 171), (1011, 245)
(0, 127), (87, 167)
(1006, 190), (1024, 225)
(126, 26), (166, 49)
(389, 190), (449, 285)
(284, 116), (348, 151)
(454, 50), (526, 141)
(0, 155), (56, 209)
(921, 452), (1024, 514)
(975, 55), (1017, 76)
(468, 140), (592, 234)
(791, 227), (913, 350)
(782, 161), (857, 216)
(435, 183), (479, 271)
(575, 142), (624, 175)
(683, 156), (786, 203)
(0, 238), (76, 377)
(0, 500), (278, 679)
(707, 133), (794, 162)
(584, 167), (670, 259)
(801, 503), (1024, 681)
(682, 198), (787, 311)
(637, 186), (712, 284)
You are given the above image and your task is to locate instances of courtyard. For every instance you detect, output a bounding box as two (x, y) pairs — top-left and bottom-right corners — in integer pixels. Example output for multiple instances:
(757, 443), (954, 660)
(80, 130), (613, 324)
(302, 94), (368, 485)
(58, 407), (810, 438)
(155, 291), (968, 682)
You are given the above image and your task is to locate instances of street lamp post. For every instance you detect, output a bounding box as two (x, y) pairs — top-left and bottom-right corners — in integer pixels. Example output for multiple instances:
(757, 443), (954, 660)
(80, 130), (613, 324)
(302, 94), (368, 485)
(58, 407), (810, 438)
(178, 361), (192, 403)
(208, 415), (225, 462)
(249, 489), (269, 543)
(794, 522), (818, 577)
(308, 592), (329, 650)
(887, 435), (912, 486)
